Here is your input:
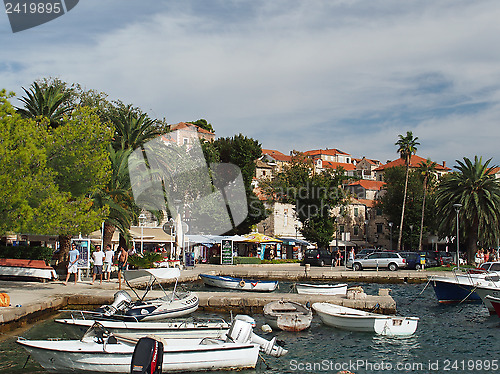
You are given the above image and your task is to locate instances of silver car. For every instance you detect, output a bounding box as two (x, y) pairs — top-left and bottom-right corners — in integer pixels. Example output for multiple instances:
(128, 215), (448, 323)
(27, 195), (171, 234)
(347, 252), (406, 271)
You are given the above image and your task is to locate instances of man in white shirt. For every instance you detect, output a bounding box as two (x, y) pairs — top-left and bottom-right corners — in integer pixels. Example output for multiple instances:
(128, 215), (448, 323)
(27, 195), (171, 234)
(103, 244), (115, 281)
(91, 245), (105, 285)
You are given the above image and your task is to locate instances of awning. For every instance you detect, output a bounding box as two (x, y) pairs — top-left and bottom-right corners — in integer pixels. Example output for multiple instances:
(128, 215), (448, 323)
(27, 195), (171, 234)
(278, 237), (312, 246)
(329, 239), (357, 247)
(243, 232), (283, 243)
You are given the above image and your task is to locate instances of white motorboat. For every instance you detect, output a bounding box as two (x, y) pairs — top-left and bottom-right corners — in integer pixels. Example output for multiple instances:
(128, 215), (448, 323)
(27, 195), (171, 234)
(485, 295), (500, 317)
(263, 300), (313, 331)
(95, 268), (198, 321)
(312, 302), (419, 336)
(474, 284), (500, 315)
(295, 283), (348, 295)
(56, 313), (230, 339)
(199, 273), (278, 292)
(18, 317), (287, 373)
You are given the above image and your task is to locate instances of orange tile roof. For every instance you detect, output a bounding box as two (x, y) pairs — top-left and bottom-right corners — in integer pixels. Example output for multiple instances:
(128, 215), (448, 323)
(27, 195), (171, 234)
(321, 161), (356, 171)
(170, 122), (215, 135)
(347, 180), (386, 190)
(374, 155), (450, 171)
(357, 199), (378, 208)
(262, 149), (291, 162)
(304, 148), (350, 156)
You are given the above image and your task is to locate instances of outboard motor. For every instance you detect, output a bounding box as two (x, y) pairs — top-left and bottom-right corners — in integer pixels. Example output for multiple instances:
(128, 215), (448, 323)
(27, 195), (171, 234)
(130, 337), (163, 374)
(99, 291), (132, 317)
(226, 317), (253, 344)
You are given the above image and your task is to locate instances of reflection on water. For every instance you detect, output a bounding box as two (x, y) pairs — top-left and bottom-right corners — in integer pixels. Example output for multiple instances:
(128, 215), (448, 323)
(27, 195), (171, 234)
(1, 282), (499, 373)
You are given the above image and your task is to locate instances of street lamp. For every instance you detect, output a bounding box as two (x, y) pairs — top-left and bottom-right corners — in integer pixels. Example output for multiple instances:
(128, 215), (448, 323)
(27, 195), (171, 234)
(453, 203), (462, 269)
(388, 222), (393, 251)
(409, 225), (414, 250)
(262, 222), (268, 235)
(139, 213), (147, 254)
(365, 219), (369, 243)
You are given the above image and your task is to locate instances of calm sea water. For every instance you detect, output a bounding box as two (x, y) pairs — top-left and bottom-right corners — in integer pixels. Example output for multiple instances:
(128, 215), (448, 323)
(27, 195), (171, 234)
(1, 282), (499, 374)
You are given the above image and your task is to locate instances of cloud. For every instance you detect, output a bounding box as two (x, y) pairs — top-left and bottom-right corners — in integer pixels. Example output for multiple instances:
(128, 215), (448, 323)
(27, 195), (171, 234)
(2, 0), (500, 166)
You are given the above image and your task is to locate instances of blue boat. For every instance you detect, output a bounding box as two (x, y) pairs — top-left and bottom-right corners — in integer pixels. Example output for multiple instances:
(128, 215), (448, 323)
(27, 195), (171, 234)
(429, 275), (482, 303)
(199, 274), (278, 292)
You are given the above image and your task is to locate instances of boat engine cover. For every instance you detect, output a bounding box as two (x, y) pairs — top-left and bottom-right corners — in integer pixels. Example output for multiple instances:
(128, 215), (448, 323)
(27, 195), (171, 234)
(102, 291), (132, 316)
(130, 337), (163, 374)
(226, 319), (253, 343)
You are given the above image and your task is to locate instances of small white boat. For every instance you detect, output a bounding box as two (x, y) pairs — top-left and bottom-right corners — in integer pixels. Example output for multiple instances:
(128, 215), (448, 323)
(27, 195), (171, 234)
(56, 314), (230, 339)
(95, 268), (198, 321)
(485, 295), (500, 318)
(0, 258), (57, 281)
(18, 317), (287, 373)
(312, 302), (419, 336)
(263, 300), (313, 331)
(474, 284), (500, 315)
(199, 273), (278, 292)
(295, 283), (348, 295)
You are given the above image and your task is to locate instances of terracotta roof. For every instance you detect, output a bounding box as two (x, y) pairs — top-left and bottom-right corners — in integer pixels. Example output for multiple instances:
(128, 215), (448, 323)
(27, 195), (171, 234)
(357, 199), (378, 208)
(262, 149), (291, 162)
(170, 122), (215, 135)
(354, 157), (379, 165)
(321, 161), (356, 171)
(347, 180), (386, 190)
(304, 148), (350, 156)
(374, 155), (451, 171)
(253, 186), (268, 201)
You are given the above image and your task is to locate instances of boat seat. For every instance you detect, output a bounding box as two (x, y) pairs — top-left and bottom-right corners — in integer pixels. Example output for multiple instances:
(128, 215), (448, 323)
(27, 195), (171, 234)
(272, 308), (297, 313)
(199, 338), (223, 346)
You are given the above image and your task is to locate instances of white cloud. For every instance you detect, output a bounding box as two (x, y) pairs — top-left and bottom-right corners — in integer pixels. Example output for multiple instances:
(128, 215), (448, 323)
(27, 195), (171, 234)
(2, 0), (500, 166)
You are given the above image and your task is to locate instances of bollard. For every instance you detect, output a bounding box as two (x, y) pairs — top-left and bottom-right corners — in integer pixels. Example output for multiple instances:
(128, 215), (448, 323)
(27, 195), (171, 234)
(304, 263), (310, 277)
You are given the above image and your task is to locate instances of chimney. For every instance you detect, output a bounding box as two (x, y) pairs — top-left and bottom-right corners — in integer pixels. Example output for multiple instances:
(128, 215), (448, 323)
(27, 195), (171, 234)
(443, 161), (446, 168)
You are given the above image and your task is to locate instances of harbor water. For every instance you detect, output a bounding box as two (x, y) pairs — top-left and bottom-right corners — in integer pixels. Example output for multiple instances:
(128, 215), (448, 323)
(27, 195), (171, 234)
(0, 282), (498, 374)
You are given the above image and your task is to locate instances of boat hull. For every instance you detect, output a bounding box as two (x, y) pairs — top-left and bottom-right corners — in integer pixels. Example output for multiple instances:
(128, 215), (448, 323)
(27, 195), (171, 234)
(296, 283), (347, 295)
(475, 286), (500, 315)
(429, 277), (482, 303)
(263, 301), (312, 332)
(55, 319), (229, 339)
(486, 295), (500, 317)
(199, 274), (278, 292)
(18, 338), (259, 373)
(312, 303), (418, 336)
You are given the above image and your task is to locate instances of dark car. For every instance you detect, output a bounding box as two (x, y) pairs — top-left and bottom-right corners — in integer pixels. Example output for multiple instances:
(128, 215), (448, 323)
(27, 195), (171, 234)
(355, 248), (377, 259)
(438, 251), (454, 266)
(303, 248), (334, 267)
(399, 252), (423, 270)
(419, 251), (441, 268)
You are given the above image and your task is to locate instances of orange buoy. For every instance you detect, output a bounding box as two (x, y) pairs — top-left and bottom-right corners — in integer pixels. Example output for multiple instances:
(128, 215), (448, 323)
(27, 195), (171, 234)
(0, 293), (10, 307)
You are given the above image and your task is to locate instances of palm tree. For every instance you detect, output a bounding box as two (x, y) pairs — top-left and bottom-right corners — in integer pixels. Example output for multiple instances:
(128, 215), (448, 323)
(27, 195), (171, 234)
(395, 131), (420, 251)
(110, 105), (164, 151)
(436, 156), (500, 264)
(92, 146), (136, 249)
(16, 82), (73, 129)
(417, 159), (437, 251)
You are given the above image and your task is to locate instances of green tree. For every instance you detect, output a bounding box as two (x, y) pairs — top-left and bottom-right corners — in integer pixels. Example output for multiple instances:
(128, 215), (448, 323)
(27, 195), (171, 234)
(395, 131), (420, 250)
(16, 81), (73, 129)
(436, 156), (500, 264)
(379, 166), (424, 250)
(417, 159), (437, 251)
(189, 119), (214, 133)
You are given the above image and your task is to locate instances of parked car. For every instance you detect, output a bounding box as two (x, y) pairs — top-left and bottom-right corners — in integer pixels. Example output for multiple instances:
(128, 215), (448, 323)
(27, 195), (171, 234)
(303, 249), (334, 267)
(419, 251), (441, 268)
(355, 248), (377, 259)
(399, 252), (423, 270)
(347, 252), (406, 271)
(438, 251), (454, 266)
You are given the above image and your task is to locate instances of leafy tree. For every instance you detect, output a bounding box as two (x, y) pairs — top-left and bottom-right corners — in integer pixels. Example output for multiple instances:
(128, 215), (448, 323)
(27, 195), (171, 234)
(417, 159), (437, 251)
(395, 131), (420, 250)
(436, 156), (500, 264)
(263, 153), (348, 248)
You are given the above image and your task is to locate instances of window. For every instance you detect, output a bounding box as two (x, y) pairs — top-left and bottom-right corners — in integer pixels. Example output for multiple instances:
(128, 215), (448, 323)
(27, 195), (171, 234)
(354, 207), (359, 217)
(353, 225), (359, 235)
(339, 225), (345, 233)
(376, 223), (383, 234)
(376, 208), (382, 216)
(183, 138), (189, 145)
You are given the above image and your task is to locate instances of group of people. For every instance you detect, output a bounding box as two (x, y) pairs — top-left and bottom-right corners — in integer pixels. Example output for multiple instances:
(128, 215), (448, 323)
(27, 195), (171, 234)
(475, 248), (498, 266)
(63, 243), (130, 289)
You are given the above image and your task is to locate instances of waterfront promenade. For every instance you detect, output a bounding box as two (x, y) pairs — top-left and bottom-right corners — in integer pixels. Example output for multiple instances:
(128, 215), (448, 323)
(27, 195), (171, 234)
(0, 263), (440, 330)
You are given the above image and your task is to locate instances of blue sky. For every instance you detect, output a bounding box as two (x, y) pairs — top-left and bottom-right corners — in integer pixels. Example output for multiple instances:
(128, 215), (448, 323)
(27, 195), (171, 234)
(2, 0), (500, 168)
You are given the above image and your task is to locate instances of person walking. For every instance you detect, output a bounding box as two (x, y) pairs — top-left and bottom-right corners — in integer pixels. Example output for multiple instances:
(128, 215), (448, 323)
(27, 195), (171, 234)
(91, 245), (105, 285)
(117, 246), (128, 290)
(64, 243), (79, 285)
(103, 244), (115, 281)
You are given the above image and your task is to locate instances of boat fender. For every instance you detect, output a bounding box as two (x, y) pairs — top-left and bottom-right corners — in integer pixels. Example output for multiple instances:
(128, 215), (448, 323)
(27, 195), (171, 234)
(239, 280), (246, 287)
(0, 293), (10, 307)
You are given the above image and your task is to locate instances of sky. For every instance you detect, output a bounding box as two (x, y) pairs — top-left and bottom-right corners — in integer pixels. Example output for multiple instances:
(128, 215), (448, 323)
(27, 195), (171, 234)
(2, 0), (500, 169)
